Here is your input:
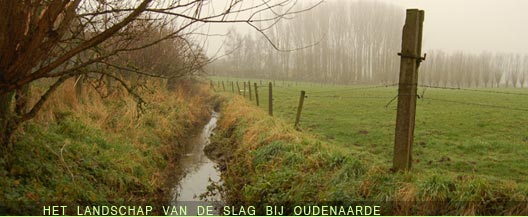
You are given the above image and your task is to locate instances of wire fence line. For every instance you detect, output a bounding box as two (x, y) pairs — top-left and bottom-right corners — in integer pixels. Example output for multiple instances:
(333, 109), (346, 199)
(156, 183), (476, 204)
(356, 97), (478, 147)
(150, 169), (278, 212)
(418, 85), (528, 96)
(307, 83), (528, 112)
(329, 82), (528, 97)
(309, 95), (394, 100)
(422, 97), (528, 112)
(308, 83), (399, 94)
(214, 79), (528, 113)
(307, 93), (528, 112)
(219, 80), (528, 96)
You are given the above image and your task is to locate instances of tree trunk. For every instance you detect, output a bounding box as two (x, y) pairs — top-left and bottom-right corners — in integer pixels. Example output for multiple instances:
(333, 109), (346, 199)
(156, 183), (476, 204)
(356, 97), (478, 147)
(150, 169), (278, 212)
(0, 91), (15, 152)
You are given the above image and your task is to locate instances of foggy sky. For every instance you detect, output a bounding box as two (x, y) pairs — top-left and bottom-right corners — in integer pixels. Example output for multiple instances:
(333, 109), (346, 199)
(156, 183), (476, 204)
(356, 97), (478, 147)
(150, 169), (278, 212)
(202, 0), (528, 57)
(375, 0), (528, 54)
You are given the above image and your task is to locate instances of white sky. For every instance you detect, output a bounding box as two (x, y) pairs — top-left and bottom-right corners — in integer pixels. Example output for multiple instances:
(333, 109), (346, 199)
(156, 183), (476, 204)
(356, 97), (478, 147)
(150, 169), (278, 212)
(375, 0), (528, 54)
(201, 0), (528, 56)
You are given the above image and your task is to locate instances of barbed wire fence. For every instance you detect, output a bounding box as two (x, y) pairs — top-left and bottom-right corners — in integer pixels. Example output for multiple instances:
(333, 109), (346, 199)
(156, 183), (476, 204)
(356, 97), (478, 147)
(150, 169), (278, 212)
(211, 77), (528, 171)
(211, 78), (528, 116)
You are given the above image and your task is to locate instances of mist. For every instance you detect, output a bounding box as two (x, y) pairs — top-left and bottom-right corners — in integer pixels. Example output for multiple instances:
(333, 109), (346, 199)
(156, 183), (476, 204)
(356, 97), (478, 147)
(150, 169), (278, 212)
(205, 0), (528, 55)
(206, 0), (528, 87)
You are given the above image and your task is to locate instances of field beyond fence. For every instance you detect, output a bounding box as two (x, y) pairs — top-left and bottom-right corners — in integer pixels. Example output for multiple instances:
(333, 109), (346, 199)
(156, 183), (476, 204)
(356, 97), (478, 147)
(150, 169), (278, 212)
(210, 77), (528, 186)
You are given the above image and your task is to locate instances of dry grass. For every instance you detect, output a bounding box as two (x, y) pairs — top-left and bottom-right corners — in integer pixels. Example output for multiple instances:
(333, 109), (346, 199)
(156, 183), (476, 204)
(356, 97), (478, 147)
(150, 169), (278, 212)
(210, 93), (528, 215)
(1, 77), (214, 215)
(30, 78), (213, 147)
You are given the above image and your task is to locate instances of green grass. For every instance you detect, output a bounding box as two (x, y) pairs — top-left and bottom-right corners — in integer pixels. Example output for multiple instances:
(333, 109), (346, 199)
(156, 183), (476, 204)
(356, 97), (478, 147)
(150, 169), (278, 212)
(209, 77), (528, 215)
(212, 76), (528, 185)
(0, 80), (213, 215)
(0, 117), (157, 214)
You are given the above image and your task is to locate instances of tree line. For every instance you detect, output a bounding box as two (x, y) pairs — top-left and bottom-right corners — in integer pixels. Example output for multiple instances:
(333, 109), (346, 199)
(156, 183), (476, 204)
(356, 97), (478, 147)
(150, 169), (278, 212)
(421, 51), (528, 88)
(209, 0), (528, 88)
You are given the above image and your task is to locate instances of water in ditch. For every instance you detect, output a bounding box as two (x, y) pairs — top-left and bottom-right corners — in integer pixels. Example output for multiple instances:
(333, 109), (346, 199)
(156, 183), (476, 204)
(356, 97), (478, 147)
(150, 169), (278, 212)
(169, 111), (222, 215)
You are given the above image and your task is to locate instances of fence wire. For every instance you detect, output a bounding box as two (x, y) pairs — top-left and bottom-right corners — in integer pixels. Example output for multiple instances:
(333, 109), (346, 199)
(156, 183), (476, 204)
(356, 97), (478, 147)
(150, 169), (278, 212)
(309, 95), (393, 100)
(422, 97), (528, 112)
(308, 83), (399, 94)
(215, 79), (528, 113)
(418, 85), (528, 96)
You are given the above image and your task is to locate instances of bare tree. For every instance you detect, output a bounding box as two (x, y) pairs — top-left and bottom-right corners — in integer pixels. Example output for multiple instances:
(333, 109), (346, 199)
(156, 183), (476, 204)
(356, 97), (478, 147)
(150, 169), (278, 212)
(0, 0), (317, 150)
(479, 52), (492, 88)
(509, 54), (521, 88)
(521, 55), (528, 88)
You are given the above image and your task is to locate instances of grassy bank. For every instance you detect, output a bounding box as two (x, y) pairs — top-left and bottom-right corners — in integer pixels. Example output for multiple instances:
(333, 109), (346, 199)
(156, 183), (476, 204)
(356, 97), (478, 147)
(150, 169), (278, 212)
(0, 79), (213, 215)
(209, 94), (528, 215)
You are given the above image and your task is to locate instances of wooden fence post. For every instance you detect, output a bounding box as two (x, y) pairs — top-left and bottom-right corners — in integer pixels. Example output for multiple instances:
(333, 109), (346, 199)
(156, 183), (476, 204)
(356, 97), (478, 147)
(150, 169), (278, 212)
(231, 81), (234, 93)
(294, 90), (306, 130)
(210, 80), (215, 91)
(268, 82), (273, 116)
(248, 80), (252, 101)
(236, 81), (241, 95)
(222, 81), (225, 91)
(254, 83), (259, 106)
(393, 9), (425, 172)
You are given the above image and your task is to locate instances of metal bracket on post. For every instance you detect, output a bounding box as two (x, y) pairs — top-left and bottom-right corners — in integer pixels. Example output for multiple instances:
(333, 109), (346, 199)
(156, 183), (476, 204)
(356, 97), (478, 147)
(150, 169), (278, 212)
(397, 52), (427, 63)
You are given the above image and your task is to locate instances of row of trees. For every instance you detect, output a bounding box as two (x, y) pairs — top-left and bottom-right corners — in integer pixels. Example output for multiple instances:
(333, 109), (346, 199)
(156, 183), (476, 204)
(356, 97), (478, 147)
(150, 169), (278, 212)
(421, 51), (528, 88)
(209, 1), (404, 84)
(209, 0), (528, 88)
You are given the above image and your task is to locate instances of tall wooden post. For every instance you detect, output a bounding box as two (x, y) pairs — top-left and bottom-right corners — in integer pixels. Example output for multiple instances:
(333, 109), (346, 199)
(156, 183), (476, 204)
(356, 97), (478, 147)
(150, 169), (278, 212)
(222, 81), (225, 91)
(248, 80), (252, 101)
(268, 82), (273, 116)
(236, 81), (241, 95)
(393, 9), (425, 171)
(254, 83), (259, 106)
(294, 90), (306, 130)
(231, 81), (234, 93)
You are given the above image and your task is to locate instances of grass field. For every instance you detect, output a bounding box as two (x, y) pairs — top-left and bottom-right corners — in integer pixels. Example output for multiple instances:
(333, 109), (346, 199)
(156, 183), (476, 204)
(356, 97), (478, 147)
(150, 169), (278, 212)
(210, 77), (528, 186)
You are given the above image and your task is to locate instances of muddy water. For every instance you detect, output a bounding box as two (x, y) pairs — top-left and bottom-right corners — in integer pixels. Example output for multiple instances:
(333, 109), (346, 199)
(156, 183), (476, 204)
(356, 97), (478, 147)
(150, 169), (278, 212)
(170, 111), (221, 214)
